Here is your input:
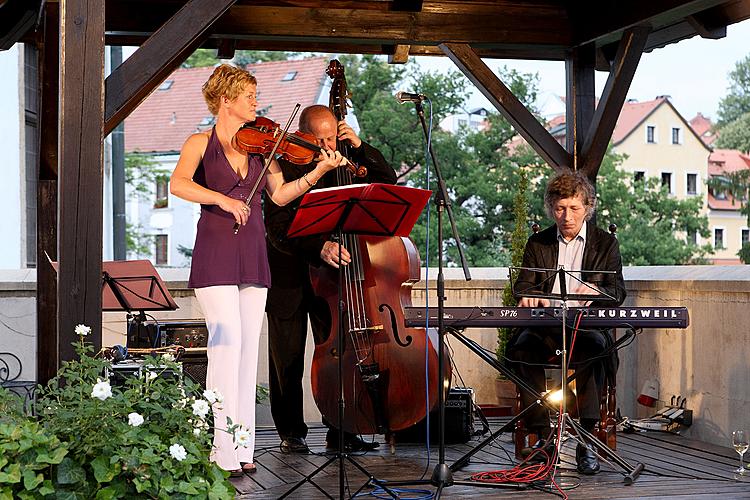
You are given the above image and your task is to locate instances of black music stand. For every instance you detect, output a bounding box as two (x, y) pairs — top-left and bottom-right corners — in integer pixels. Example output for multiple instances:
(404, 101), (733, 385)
(282, 183), (431, 500)
(507, 265), (645, 484)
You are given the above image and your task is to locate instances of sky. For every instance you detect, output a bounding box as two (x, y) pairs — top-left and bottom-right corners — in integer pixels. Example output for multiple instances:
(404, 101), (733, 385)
(414, 18), (750, 122)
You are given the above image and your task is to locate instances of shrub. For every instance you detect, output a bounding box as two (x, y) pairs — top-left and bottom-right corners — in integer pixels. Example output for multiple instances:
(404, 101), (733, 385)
(0, 327), (237, 499)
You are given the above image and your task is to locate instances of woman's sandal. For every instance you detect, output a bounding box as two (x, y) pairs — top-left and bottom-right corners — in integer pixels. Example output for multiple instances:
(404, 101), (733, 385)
(228, 469), (244, 478)
(240, 462), (257, 475)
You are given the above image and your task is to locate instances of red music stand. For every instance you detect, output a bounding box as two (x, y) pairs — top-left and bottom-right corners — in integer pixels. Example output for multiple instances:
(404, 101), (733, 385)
(281, 182), (430, 499)
(287, 183), (431, 238)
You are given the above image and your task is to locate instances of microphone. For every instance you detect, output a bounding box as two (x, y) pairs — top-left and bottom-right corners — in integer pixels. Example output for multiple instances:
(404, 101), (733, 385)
(395, 91), (426, 103)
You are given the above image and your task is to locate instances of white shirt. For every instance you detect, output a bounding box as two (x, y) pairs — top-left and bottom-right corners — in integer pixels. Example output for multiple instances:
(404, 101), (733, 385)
(551, 221), (587, 307)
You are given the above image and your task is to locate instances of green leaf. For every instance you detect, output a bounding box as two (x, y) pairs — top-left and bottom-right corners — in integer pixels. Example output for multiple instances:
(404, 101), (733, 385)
(0, 463), (21, 484)
(92, 455), (118, 483)
(22, 468), (43, 490)
(0, 490), (13, 500)
(56, 457), (86, 485)
(176, 480), (200, 494)
(39, 480), (55, 495)
(95, 486), (118, 500)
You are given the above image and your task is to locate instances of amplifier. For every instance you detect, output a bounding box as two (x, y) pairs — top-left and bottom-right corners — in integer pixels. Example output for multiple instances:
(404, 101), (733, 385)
(157, 321), (208, 349)
(394, 387), (475, 444)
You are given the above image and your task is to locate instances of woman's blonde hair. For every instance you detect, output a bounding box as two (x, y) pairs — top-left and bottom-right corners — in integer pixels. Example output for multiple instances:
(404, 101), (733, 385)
(202, 64), (257, 116)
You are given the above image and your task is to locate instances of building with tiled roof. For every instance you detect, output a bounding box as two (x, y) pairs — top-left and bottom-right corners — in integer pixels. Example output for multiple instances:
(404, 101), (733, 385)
(689, 112), (719, 147)
(706, 149), (750, 262)
(124, 57), (334, 267)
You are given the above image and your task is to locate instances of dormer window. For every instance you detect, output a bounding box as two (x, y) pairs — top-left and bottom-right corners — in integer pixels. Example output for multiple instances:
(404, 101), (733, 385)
(281, 71), (297, 81)
(158, 80), (174, 91)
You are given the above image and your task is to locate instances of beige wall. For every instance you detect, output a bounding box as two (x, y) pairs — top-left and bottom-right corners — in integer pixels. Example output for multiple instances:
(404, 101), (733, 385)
(2, 266), (749, 448)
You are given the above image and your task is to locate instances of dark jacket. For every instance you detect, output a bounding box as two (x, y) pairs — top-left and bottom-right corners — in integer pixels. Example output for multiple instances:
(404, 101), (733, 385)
(264, 141), (395, 317)
(513, 223), (626, 307)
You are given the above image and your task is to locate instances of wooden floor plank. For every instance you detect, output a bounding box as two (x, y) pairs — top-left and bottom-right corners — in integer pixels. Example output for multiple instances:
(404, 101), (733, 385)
(237, 418), (750, 498)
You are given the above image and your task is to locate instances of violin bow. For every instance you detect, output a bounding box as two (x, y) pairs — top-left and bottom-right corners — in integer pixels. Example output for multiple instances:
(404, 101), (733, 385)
(233, 103), (301, 234)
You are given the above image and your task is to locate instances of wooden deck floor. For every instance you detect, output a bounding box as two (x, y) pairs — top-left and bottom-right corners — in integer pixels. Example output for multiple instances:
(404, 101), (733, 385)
(232, 418), (750, 499)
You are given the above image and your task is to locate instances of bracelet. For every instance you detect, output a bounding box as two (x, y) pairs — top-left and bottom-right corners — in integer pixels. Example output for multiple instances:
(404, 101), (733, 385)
(302, 172), (317, 188)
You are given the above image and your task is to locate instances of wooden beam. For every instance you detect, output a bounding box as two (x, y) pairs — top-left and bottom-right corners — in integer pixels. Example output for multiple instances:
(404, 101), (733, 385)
(391, 0), (423, 11)
(104, 2), (571, 48)
(440, 42), (571, 172)
(36, 1), (59, 385)
(104, 0), (237, 134)
(565, 44), (596, 170)
(388, 44), (411, 64)
(573, 0), (726, 46)
(58, 0), (105, 360)
(580, 26), (650, 178)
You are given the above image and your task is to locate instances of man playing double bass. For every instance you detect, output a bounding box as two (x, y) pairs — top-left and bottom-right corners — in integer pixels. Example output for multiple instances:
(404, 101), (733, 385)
(264, 104), (396, 453)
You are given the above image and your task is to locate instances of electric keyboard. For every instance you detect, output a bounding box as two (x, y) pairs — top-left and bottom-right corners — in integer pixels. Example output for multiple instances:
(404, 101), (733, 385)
(403, 306), (689, 329)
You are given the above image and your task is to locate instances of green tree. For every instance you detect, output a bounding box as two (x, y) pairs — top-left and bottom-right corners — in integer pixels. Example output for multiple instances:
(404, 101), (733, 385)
(715, 111), (750, 153)
(717, 54), (750, 126)
(182, 48), (299, 68)
(182, 48), (219, 68)
(125, 152), (169, 202)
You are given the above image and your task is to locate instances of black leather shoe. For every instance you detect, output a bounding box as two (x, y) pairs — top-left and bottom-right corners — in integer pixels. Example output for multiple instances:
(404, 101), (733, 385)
(326, 435), (380, 452)
(576, 443), (600, 475)
(280, 436), (310, 454)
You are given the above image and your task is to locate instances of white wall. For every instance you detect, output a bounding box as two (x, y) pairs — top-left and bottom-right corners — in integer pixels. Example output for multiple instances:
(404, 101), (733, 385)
(0, 45), (23, 269)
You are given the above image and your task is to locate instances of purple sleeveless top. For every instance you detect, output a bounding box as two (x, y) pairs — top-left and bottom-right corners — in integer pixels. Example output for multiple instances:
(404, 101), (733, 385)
(188, 128), (270, 289)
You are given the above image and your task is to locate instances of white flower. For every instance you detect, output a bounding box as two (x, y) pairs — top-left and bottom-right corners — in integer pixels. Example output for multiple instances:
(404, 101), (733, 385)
(193, 427), (201, 436)
(75, 324), (91, 337)
(145, 371), (157, 381)
(203, 389), (223, 405)
(127, 412), (144, 427)
(162, 353), (175, 362)
(169, 443), (187, 461)
(91, 379), (112, 401)
(192, 399), (210, 418)
(235, 428), (252, 448)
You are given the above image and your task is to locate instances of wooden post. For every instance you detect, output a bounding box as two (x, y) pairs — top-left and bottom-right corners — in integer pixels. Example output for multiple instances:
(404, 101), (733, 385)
(58, 0), (105, 358)
(565, 44), (596, 171)
(36, 1), (59, 384)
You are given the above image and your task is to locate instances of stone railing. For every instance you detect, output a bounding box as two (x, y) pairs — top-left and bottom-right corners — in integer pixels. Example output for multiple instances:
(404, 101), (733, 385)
(1, 265), (748, 447)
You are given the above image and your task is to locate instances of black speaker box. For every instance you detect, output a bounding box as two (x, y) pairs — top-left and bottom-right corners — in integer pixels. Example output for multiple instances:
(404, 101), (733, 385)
(394, 387), (475, 444)
(180, 349), (208, 389)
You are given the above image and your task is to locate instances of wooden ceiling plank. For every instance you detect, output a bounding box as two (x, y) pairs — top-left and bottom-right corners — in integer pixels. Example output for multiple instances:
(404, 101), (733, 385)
(440, 42), (571, 172)
(580, 26), (650, 178)
(104, 0), (237, 135)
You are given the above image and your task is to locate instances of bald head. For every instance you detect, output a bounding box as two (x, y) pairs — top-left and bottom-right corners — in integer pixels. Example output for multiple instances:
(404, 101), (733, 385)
(299, 105), (338, 151)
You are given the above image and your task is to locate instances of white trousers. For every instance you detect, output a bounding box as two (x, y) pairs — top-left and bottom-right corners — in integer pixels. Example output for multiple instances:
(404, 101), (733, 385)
(195, 284), (267, 471)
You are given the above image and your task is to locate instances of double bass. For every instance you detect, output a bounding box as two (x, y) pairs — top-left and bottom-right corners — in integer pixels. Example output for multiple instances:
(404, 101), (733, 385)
(309, 60), (450, 438)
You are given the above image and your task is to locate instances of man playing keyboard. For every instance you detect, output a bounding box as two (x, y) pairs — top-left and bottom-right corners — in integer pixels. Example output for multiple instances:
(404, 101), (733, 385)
(507, 171), (626, 475)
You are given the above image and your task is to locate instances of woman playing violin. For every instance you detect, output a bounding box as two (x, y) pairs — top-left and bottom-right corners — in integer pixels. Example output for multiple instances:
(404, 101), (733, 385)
(169, 64), (345, 477)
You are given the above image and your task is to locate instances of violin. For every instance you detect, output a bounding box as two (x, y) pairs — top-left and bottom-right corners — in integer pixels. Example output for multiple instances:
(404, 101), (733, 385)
(233, 116), (367, 177)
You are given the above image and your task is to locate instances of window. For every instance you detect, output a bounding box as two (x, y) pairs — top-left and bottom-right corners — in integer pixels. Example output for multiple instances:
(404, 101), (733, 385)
(687, 173), (697, 195)
(158, 80), (174, 91)
(154, 178), (169, 208)
(714, 228), (724, 249)
(742, 229), (749, 246)
(634, 171), (645, 183)
(155, 235), (169, 265)
(281, 71), (297, 81)
(661, 172), (672, 193)
(646, 126), (656, 143)
(671, 127), (681, 144)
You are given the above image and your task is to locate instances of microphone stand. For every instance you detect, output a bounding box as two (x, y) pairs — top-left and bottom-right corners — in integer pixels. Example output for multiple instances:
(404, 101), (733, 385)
(386, 96), (471, 497)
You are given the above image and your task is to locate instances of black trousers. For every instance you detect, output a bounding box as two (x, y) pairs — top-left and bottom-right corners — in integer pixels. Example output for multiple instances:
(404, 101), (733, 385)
(507, 326), (611, 431)
(266, 294), (329, 440)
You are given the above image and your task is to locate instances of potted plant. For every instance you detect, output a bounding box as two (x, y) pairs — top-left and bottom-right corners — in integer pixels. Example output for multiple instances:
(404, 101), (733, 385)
(495, 169), (530, 409)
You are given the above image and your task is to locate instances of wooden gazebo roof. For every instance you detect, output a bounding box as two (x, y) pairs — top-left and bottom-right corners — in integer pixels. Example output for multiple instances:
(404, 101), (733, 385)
(1, 0), (749, 380)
